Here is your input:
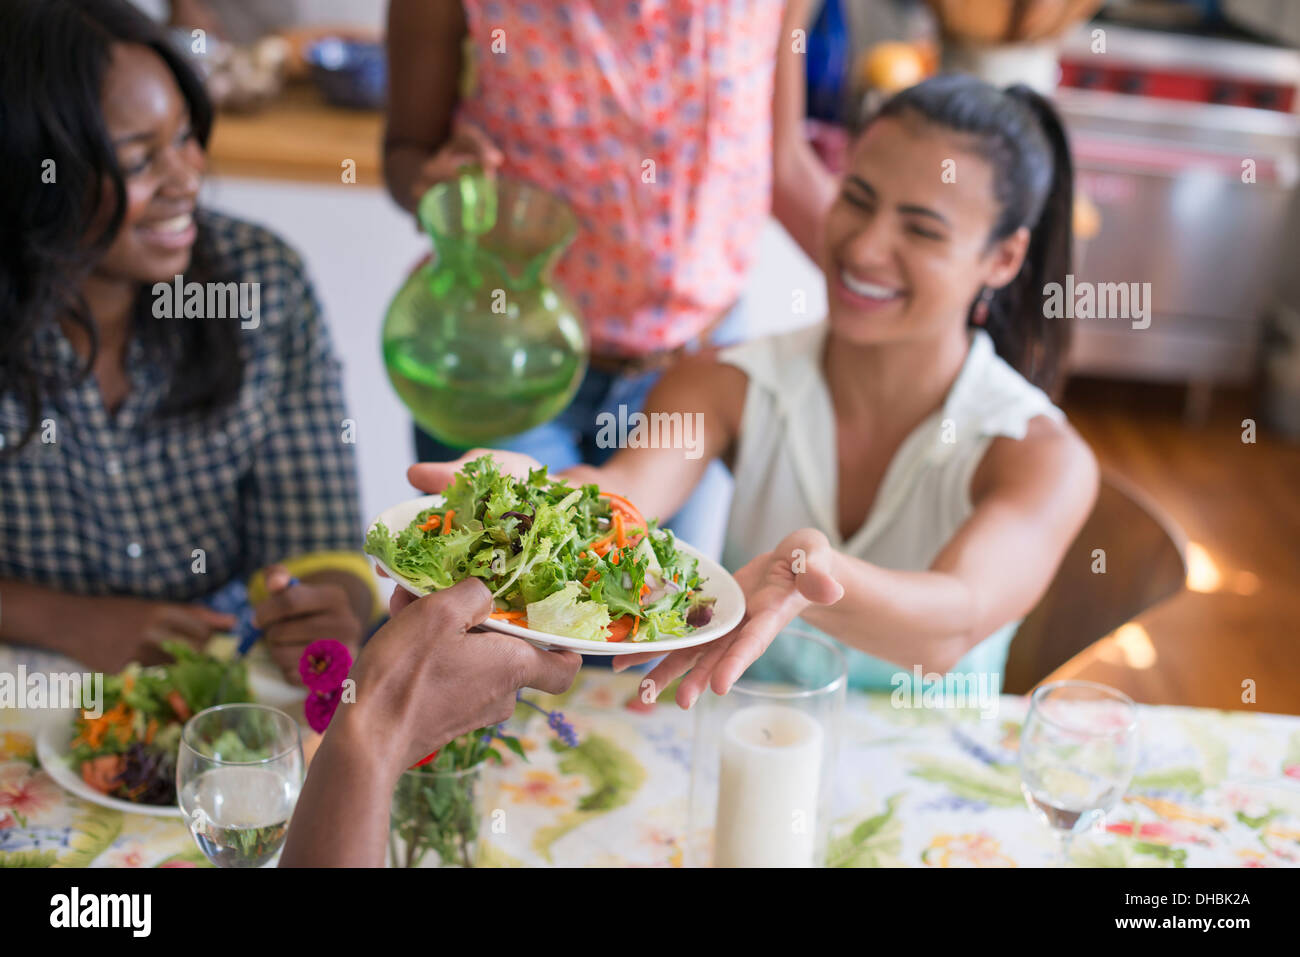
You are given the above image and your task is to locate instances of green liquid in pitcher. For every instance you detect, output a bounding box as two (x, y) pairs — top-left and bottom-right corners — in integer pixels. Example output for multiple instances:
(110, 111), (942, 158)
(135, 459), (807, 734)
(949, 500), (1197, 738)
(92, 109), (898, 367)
(385, 322), (584, 448)
(382, 172), (587, 448)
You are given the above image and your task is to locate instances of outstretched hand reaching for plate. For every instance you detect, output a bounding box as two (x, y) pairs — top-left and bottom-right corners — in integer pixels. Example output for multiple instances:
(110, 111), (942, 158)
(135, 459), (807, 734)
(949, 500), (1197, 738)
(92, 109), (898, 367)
(613, 528), (844, 708)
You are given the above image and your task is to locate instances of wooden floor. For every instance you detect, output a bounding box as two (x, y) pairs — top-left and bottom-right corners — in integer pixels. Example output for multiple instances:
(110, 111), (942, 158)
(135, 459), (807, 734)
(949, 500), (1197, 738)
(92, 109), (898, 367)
(1045, 378), (1300, 715)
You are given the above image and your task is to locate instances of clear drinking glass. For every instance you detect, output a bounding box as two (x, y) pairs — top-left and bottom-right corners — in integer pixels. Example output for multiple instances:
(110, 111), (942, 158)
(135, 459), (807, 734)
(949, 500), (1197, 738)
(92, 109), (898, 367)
(388, 764), (486, 868)
(1018, 680), (1139, 864)
(177, 703), (303, 868)
(687, 627), (847, 868)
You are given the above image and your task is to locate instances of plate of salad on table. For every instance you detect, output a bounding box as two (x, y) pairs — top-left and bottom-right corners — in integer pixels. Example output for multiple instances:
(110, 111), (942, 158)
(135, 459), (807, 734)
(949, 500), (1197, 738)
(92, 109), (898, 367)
(35, 640), (291, 817)
(364, 456), (745, 655)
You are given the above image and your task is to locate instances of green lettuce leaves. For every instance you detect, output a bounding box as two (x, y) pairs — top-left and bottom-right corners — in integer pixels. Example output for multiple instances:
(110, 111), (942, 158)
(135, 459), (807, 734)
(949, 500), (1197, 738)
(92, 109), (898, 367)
(365, 455), (708, 641)
(525, 582), (612, 642)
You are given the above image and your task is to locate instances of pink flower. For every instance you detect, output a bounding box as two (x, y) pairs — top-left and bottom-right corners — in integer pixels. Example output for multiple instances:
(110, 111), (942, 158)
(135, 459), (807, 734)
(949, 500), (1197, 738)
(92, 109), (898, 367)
(159, 860), (198, 868)
(1283, 765), (1300, 780)
(0, 763), (62, 824)
(298, 640), (353, 693)
(304, 687), (343, 734)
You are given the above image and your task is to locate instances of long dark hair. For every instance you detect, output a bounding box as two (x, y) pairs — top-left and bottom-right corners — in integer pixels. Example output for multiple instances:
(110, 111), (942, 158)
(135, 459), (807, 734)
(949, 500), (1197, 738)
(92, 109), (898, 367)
(0, 0), (243, 453)
(867, 74), (1074, 394)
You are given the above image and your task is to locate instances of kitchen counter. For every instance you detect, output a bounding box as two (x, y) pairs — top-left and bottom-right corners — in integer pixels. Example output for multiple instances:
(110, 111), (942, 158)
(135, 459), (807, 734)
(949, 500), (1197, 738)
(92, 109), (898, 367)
(207, 82), (383, 185)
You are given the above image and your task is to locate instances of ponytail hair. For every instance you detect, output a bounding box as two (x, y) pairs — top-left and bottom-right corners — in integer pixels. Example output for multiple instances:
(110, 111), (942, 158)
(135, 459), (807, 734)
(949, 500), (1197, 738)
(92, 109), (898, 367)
(868, 75), (1075, 395)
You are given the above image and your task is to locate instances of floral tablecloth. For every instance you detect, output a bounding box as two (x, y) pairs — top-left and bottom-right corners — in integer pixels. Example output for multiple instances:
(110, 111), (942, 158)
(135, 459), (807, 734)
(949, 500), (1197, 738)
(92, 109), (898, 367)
(3, 645), (1299, 868)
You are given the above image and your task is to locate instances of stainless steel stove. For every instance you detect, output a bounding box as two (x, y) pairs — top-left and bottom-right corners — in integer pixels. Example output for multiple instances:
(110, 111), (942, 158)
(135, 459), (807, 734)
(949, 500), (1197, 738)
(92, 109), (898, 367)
(1053, 20), (1300, 397)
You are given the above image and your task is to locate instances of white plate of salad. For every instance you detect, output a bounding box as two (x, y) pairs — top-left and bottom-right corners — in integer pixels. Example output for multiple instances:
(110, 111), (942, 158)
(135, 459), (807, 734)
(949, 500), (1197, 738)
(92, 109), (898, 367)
(35, 643), (302, 818)
(364, 456), (745, 655)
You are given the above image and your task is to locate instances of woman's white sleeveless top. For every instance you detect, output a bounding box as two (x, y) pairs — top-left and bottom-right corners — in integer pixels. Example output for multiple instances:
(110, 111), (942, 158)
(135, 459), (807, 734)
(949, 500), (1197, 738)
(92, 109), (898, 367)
(718, 323), (1064, 692)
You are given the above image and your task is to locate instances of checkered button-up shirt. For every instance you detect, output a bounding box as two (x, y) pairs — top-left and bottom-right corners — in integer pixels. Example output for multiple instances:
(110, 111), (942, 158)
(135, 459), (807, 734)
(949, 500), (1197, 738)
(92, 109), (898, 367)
(0, 211), (362, 601)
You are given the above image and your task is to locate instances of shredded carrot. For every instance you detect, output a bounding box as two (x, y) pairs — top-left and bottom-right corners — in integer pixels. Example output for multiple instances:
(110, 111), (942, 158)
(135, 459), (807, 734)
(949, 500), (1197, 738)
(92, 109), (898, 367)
(144, 718), (158, 745)
(609, 551), (620, 566)
(76, 700), (134, 750)
(589, 531), (617, 557)
(614, 512), (627, 548)
(72, 722), (99, 750)
(489, 610), (527, 620)
(583, 568), (599, 585)
(640, 582), (650, 597)
(418, 514), (441, 532)
(441, 510), (455, 534)
(631, 616), (640, 638)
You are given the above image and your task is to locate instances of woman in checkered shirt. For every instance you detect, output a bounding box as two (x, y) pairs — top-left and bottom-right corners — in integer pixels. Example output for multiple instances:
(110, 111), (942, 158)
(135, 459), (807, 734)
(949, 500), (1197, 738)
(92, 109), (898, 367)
(0, 0), (377, 680)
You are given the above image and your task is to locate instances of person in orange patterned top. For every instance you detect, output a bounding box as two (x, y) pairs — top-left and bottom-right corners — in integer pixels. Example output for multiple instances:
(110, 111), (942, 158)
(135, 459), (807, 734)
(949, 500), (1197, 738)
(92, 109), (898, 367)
(384, 0), (836, 559)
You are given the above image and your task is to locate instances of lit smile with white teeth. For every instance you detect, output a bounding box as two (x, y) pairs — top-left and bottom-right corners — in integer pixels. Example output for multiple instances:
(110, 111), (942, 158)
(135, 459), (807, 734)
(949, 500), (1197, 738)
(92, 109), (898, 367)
(840, 269), (902, 301)
(137, 211), (197, 250)
(143, 213), (193, 234)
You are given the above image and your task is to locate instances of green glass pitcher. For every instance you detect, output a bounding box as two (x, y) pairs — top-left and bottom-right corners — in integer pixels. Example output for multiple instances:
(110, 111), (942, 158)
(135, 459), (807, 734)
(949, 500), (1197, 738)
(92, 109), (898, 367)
(382, 171), (586, 449)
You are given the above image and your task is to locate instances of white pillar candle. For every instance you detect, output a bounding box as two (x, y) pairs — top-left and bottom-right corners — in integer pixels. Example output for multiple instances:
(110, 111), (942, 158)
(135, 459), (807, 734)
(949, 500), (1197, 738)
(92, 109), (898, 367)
(714, 704), (824, 867)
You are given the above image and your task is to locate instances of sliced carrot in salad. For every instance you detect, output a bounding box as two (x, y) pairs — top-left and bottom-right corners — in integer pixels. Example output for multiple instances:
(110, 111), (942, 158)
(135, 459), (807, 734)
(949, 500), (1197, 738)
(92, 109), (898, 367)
(167, 690), (191, 722)
(600, 491), (647, 531)
(81, 754), (125, 795)
(604, 615), (636, 642)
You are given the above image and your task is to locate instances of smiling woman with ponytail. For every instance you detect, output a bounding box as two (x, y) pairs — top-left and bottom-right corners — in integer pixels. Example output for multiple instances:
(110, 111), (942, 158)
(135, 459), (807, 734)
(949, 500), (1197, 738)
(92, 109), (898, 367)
(418, 73), (1100, 706)
(871, 76), (1077, 396)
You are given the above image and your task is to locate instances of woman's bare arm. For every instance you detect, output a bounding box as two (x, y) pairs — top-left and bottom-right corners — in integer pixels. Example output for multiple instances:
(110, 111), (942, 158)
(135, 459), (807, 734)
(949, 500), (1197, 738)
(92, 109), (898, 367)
(405, 353), (748, 520)
(625, 416), (1099, 706)
(383, 0), (467, 212)
(771, 0), (838, 262)
(800, 417), (1099, 672)
(560, 353), (748, 521)
(0, 580), (237, 672)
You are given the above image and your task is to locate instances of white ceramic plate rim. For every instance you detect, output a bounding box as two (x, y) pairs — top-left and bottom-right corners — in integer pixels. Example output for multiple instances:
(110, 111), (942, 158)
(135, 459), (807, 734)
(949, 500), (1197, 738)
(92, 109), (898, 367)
(367, 493), (745, 655)
(34, 671), (299, 819)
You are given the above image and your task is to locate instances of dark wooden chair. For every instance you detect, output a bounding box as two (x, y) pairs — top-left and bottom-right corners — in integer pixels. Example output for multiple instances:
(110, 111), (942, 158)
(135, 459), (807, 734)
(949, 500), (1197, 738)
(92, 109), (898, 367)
(1001, 472), (1188, 695)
